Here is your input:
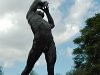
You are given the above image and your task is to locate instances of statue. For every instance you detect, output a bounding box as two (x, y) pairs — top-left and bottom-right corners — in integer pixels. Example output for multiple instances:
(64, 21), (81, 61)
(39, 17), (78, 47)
(21, 0), (56, 75)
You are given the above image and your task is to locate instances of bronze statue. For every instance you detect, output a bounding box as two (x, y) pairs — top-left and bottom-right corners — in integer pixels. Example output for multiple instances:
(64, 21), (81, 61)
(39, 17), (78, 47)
(21, 0), (56, 75)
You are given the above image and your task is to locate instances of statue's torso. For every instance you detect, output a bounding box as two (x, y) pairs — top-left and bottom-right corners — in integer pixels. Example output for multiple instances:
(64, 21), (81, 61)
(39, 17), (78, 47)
(27, 12), (53, 40)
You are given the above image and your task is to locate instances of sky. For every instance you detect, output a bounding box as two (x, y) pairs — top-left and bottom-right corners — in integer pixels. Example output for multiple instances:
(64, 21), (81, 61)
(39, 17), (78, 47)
(0, 0), (100, 75)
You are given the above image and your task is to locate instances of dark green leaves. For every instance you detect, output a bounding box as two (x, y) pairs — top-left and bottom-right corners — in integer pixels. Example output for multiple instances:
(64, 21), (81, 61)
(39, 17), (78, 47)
(73, 13), (100, 75)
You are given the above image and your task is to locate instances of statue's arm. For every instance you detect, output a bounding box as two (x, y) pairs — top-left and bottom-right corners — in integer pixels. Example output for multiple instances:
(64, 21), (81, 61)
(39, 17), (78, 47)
(41, 5), (55, 29)
(29, 0), (42, 12)
(46, 11), (55, 29)
(26, 0), (42, 18)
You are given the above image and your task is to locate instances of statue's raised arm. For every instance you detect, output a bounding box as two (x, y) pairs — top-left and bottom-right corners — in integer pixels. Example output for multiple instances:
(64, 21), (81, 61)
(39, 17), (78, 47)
(29, 0), (42, 12)
(41, 4), (55, 29)
(26, 0), (42, 19)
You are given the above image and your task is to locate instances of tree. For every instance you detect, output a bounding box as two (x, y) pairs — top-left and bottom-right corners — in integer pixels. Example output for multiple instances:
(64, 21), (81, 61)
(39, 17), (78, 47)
(73, 13), (100, 75)
(0, 66), (3, 75)
(66, 69), (88, 75)
(66, 70), (73, 75)
(29, 70), (38, 75)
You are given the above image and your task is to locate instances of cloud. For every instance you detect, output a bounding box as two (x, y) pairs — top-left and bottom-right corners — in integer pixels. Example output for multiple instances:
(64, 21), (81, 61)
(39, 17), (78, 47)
(65, 0), (93, 24)
(0, 12), (33, 67)
(43, 0), (65, 9)
(54, 24), (79, 44)
(57, 47), (73, 58)
(0, 0), (30, 16)
(53, 0), (98, 44)
(0, 48), (27, 68)
(0, 14), (13, 32)
(66, 47), (73, 57)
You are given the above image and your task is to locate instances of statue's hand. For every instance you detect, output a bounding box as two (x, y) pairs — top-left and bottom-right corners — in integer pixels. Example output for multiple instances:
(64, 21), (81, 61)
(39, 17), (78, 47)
(41, 4), (49, 13)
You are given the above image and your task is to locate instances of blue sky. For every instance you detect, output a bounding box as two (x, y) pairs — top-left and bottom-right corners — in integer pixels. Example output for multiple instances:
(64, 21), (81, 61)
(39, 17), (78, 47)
(0, 0), (100, 75)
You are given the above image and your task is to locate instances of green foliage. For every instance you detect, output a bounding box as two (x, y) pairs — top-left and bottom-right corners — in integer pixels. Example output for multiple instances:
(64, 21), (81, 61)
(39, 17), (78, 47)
(66, 69), (87, 75)
(0, 66), (3, 75)
(73, 13), (100, 75)
(66, 70), (73, 75)
(29, 70), (38, 75)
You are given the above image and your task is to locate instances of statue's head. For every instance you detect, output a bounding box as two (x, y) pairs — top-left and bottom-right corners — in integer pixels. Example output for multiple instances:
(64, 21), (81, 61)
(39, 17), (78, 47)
(36, 11), (44, 18)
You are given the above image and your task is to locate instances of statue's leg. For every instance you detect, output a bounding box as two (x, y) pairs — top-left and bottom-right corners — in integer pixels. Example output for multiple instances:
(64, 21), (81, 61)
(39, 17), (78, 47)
(21, 40), (42, 75)
(45, 41), (56, 75)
